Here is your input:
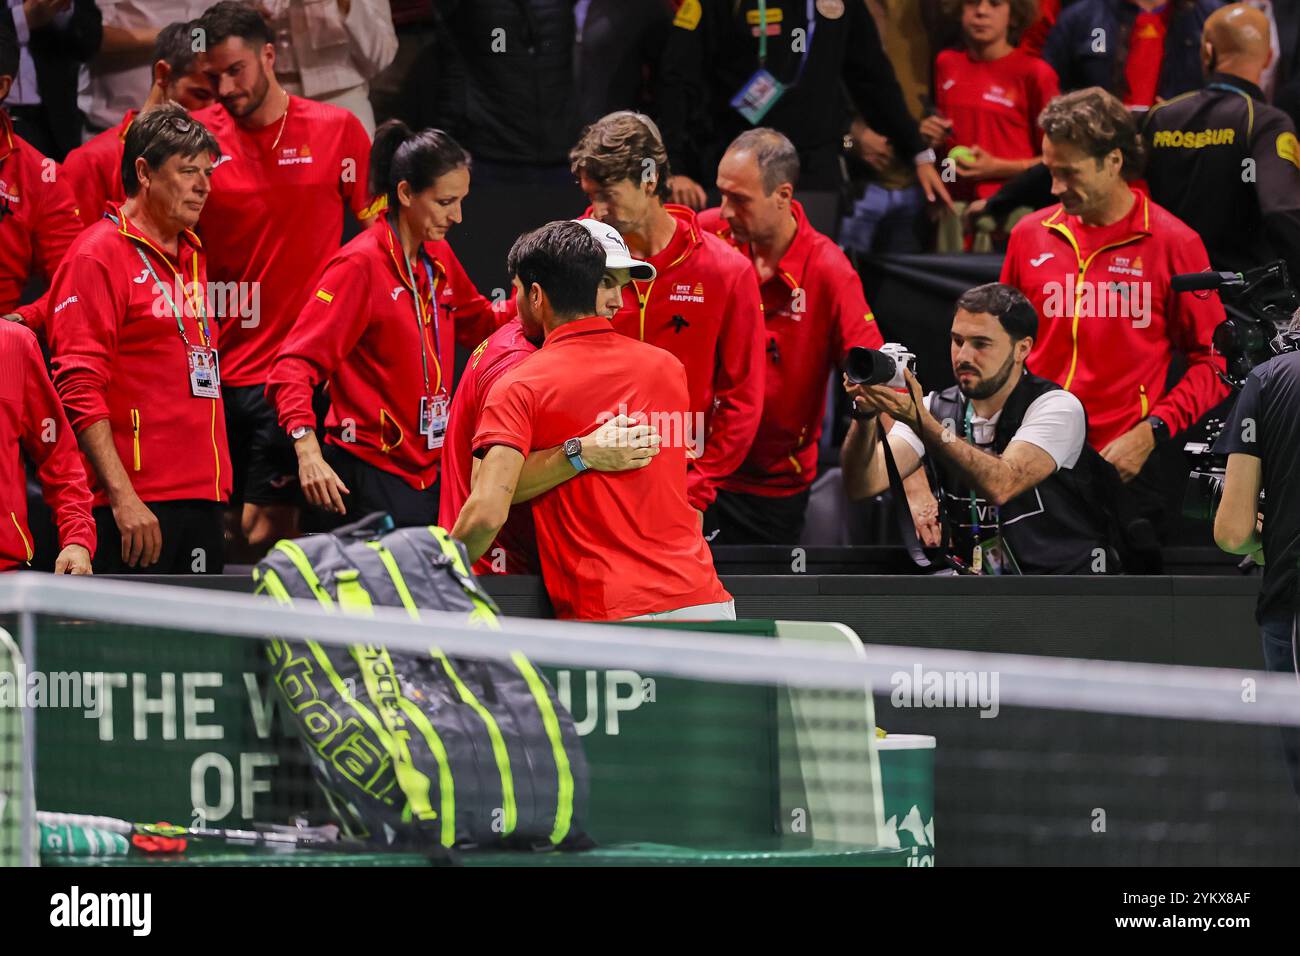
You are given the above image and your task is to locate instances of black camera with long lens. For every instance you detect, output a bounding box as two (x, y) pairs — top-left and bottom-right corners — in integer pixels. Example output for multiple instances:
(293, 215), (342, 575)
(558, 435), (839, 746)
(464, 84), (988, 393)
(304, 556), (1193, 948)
(1172, 261), (1298, 521)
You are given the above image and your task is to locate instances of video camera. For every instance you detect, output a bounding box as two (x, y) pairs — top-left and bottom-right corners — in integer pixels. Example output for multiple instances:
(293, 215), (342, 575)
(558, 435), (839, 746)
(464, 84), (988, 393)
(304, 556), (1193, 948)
(1172, 260), (1300, 521)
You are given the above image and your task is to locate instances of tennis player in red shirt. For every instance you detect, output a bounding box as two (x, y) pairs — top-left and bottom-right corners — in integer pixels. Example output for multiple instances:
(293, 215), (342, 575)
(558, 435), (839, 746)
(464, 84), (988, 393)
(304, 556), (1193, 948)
(0, 321), (94, 573)
(267, 122), (504, 530)
(454, 221), (732, 622)
(46, 105), (232, 574)
(699, 128), (885, 543)
(192, 3), (381, 554)
(61, 20), (215, 231)
(0, 22), (81, 333)
(924, 0), (1059, 203)
(439, 217), (663, 576)
(570, 111), (764, 518)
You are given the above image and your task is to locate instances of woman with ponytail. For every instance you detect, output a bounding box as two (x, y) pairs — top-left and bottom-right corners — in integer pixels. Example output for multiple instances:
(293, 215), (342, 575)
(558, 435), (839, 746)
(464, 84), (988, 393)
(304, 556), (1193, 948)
(266, 121), (505, 529)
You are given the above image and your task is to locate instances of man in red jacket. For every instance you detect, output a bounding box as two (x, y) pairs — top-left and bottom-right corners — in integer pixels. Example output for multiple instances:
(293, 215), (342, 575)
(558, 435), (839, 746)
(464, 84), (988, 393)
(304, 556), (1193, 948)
(61, 20), (214, 231)
(1001, 87), (1228, 536)
(47, 104), (231, 574)
(570, 111), (765, 518)
(0, 20), (81, 334)
(192, 3), (380, 554)
(0, 321), (94, 574)
(699, 128), (885, 543)
(454, 221), (732, 621)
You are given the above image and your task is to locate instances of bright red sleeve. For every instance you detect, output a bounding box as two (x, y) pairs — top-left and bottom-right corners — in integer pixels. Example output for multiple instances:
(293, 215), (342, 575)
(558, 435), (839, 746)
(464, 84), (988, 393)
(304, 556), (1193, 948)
(1150, 235), (1229, 435)
(47, 254), (126, 433)
(442, 245), (512, 348)
(266, 256), (374, 435)
(341, 114), (380, 221)
(830, 256), (885, 360)
(13, 164), (83, 333)
(686, 264), (765, 511)
(19, 330), (95, 555)
(1029, 61), (1061, 146)
(61, 145), (108, 229)
(473, 375), (536, 458)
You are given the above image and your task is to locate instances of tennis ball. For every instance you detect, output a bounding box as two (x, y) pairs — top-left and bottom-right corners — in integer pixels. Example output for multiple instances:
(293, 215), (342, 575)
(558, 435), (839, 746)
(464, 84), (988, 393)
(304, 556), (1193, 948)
(948, 145), (976, 166)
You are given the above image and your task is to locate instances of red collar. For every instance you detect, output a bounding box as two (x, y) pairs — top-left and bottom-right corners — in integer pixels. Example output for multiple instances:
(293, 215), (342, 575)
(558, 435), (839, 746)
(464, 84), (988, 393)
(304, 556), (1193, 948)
(544, 315), (613, 345)
(376, 217), (445, 294)
(0, 110), (17, 164)
(1040, 189), (1152, 248)
(709, 200), (816, 290)
(108, 201), (203, 265)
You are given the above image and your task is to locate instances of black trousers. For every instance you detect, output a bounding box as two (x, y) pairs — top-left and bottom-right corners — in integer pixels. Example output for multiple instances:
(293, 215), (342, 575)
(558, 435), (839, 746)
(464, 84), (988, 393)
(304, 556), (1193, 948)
(302, 443), (440, 533)
(704, 488), (811, 545)
(93, 500), (225, 574)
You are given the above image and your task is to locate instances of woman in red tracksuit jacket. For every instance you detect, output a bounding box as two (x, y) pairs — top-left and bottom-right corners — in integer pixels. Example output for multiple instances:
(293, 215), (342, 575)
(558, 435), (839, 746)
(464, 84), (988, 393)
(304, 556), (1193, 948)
(266, 122), (506, 529)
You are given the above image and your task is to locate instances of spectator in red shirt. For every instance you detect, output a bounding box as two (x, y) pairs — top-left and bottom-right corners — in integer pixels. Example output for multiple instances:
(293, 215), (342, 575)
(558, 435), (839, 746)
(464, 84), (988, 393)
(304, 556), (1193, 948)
(696, 128), (885, 543)
(0, 20), (81, 333)
(0, 320), (94, 573)
(47, 104), (232, 573)
(61, 20), (215, 231)
(267, 122), (504, 530)
(1000, 87), (1228, 538)
(453, 221), (732, 621)
(438, 217), (663, 577)
(192, 2), (381, 555)
(924, 0), (1059, 202)
(570, 111), (765, 518)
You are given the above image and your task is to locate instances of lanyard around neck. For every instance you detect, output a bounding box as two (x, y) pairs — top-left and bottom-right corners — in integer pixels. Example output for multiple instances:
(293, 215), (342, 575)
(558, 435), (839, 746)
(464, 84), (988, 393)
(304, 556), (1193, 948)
(107, 212), (208, 347)
(391, 219), (442, 394)
(755, 0), (817, 82)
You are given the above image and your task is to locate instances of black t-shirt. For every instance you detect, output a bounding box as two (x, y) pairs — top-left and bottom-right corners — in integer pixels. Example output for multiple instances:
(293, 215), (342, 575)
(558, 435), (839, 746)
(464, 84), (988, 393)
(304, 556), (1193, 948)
(1219, 351), (1300, 621)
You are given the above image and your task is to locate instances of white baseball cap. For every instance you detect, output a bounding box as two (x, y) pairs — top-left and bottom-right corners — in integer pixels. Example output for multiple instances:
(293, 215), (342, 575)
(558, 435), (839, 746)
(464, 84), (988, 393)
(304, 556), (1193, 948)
(574, 218), (656, 281)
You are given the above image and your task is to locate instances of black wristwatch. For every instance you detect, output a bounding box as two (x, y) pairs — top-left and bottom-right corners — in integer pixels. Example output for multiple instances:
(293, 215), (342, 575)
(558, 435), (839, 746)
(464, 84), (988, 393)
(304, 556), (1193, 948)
(850, 402), (879, 422)
(564, 437), (589, 473)
(1145, 415), (1171, 445)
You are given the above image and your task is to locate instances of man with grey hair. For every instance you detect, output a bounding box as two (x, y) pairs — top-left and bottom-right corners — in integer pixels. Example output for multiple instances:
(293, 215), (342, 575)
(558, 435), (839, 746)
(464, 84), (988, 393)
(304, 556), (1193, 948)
(697, 127), (885, 543)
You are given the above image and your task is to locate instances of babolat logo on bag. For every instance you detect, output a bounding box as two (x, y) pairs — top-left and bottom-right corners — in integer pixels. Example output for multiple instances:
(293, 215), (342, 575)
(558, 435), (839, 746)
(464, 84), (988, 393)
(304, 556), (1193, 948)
(252, 515), (591, 855)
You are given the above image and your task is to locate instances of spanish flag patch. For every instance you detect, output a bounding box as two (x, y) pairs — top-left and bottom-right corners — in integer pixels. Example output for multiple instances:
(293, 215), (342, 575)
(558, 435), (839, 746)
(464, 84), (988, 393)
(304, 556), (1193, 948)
(315, 289), (334, 304)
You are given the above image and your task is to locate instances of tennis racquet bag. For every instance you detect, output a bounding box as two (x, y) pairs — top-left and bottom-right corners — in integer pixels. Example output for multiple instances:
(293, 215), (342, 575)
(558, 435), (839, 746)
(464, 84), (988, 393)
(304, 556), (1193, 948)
(252, 515), (590, 854)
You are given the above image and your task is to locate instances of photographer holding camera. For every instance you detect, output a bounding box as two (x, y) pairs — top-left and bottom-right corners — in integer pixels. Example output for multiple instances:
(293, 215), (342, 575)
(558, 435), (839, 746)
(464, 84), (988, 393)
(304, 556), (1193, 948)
(842, 283), (1118, 575)
(1213, 325), (1300, 796)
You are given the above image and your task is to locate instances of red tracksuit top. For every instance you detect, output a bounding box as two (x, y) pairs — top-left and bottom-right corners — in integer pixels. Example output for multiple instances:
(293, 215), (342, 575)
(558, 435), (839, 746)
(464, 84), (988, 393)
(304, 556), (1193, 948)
(1000, 190), (1228, 449)
(697, 201), (884, 496)
(0, 110), (82, 335)
(267, 218), (506, 490)
(61, 109), (133, 229)
(47, 204), (232, 507)
(597, 203), (765, 511)
(0, 321), (96, 570)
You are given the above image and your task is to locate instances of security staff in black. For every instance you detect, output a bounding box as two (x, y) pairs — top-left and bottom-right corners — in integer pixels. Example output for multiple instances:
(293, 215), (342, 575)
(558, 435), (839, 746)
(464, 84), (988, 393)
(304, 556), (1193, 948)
(841, 283), (1120, 575)
(1141, 5), (1300, 279)
(657, 0), (951, 208)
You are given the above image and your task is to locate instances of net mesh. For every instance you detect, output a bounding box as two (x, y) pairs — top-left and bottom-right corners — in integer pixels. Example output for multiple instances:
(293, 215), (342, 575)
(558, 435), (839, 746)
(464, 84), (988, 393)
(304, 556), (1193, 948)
(2, 573), (1299, 867)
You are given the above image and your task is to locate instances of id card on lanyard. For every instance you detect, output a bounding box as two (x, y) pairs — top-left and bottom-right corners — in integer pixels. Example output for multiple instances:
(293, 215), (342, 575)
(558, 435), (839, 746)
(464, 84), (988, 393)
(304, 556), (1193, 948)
(405, 246), (449, 450)
(731, 0), (817, 124)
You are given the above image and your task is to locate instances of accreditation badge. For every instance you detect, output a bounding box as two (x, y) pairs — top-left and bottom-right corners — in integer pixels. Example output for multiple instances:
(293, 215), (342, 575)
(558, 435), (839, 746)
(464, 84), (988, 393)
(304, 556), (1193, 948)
(973, 534), (1021, 576)
(419, 391), (449, 450)
(731, 69), (786, 125)
(187, 345), (221, 399)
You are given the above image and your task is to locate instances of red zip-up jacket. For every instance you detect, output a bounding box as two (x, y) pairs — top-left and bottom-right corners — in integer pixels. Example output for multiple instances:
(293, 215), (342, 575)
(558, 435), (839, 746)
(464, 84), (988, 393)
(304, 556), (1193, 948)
(61, 109), (133, 229)
(1000, 190), (1228, 449)
(267, 219), (506, 490)
(47, 205), (232, 507)
(698, 201), (883, 497)
(595, 203), (765, 511)
(0, 110), (82, 335)
(0, 321), (96, 570)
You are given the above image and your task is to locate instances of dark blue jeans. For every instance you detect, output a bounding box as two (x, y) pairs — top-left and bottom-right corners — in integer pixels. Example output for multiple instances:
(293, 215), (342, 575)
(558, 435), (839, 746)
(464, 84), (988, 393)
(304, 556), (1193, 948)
(1260, 612), (1300, 799)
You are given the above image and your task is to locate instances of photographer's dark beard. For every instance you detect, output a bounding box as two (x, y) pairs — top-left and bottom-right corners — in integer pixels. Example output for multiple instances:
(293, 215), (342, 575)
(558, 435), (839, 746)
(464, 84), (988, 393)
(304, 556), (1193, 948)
(958, 350), (1017, 400)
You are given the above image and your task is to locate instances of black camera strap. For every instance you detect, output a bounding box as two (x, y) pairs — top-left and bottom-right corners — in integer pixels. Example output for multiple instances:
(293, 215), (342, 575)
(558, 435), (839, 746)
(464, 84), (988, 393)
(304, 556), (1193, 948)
(878, 418), (933, 569)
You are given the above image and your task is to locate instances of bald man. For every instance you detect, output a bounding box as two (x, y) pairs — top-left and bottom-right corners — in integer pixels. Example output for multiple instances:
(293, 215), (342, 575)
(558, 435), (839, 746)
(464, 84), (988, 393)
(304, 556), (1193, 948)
(1142, 2), (1300, 281)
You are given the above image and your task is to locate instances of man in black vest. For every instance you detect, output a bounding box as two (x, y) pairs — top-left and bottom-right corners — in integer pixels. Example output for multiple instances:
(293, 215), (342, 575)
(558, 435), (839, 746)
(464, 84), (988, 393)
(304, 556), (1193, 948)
(841, 282), (1118, 574)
